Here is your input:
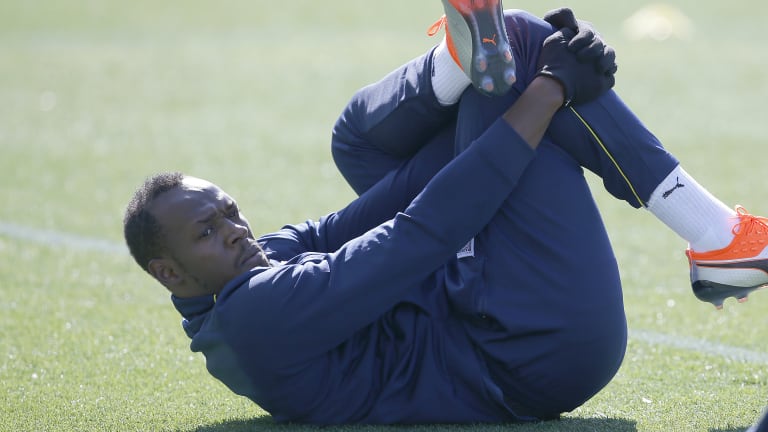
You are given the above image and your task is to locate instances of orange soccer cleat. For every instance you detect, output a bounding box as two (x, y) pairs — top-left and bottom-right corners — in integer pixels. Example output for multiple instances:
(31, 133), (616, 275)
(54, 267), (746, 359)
(427, 0), (516, 96)
(686, 206), (768, 309)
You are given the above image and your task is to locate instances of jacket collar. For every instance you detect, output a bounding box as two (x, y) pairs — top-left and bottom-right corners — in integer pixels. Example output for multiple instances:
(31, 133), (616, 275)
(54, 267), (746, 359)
(170, 268), (265, 338)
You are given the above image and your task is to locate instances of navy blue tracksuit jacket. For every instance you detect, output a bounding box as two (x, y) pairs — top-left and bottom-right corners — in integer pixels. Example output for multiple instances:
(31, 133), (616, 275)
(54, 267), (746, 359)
(172, 10), (679, 424)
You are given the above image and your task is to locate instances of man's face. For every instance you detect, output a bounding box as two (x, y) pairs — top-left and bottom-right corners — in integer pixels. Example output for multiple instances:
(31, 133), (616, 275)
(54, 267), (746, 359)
(148, 176), (269, 297)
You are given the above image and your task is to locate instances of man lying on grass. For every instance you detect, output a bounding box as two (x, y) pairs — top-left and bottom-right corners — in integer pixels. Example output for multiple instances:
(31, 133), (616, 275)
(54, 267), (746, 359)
(124, 3), (767, 425)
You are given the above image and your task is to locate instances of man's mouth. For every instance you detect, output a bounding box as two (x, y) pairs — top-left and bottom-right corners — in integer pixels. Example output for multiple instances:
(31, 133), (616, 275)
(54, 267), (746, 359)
(239, 244), (261, 267)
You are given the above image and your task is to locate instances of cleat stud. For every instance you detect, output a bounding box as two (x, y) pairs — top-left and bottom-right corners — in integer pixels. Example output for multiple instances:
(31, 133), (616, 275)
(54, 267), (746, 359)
(504, 68), (516, 85)
(738, 296), (749, 303)
(475, 57), (487, 73)
(481, 77), (494, 93)
(503, 49), (513, 63)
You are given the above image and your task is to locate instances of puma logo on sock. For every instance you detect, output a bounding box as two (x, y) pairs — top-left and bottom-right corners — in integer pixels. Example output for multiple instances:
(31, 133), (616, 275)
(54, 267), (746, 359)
(662, 177), (685, 199)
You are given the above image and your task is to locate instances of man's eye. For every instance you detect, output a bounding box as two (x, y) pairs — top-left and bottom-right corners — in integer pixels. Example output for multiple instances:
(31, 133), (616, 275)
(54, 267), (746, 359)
(201, 227), (213, 238)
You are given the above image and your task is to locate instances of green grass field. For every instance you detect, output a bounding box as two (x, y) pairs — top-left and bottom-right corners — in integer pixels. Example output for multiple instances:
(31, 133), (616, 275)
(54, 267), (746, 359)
(1, 1), (767, 431)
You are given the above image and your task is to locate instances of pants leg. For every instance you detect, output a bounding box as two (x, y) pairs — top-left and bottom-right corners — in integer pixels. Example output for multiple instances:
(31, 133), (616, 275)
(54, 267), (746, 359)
(447, 14), (686, 411)
(331, 48), (458, 196)
(445, 138), (628, 418)
(456, 87), (678, 207)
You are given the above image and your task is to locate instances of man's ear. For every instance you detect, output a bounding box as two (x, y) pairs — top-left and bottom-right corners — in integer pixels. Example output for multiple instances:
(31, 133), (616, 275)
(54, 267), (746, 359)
(148, 258), (184, 288)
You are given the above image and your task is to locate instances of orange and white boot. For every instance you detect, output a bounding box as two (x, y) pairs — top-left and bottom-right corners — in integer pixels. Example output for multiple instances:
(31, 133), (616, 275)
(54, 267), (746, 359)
(427, 0), (516, 96)
(686, 206), (768, 309)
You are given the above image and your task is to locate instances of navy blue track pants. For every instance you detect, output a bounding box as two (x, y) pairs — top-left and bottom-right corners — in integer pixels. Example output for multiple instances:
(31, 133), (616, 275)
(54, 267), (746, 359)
(331, 9), (680, 418)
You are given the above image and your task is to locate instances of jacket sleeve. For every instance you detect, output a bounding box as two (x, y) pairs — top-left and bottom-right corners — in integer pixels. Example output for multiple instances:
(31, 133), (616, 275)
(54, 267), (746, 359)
(260, 127), (456, 260)
(220, 117), (536, 366)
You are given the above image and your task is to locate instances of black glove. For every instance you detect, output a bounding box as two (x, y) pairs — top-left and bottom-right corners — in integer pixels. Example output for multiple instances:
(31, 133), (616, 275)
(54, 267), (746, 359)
(544, 8), (606, 62)
(536, 25), (617, 106)
(544, 7), (618, 79)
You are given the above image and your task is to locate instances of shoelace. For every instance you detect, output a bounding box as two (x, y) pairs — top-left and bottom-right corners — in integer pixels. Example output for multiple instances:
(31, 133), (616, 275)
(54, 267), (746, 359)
(427, 15), (446, 36)
(732, 205), (768, 236)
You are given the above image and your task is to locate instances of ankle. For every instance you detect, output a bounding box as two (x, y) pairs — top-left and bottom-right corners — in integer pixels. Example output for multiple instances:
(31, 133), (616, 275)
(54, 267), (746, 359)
(431, 41), (471, 106)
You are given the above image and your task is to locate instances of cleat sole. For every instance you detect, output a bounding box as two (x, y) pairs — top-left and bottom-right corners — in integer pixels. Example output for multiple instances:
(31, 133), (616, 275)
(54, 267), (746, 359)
(692, 280), (765, 308)
(446, 0), (516, 96)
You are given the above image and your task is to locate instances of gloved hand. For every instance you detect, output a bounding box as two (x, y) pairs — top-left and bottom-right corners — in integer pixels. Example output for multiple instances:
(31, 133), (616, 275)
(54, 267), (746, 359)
(544, 8), (608, 62)
(536, 23), (617, 106)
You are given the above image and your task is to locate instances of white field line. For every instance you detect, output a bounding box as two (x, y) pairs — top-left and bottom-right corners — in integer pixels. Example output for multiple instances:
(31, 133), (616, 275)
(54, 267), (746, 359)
(630, 329), (768, 364)
(0, 221), (126, 254)
(0, 221), (766, 364)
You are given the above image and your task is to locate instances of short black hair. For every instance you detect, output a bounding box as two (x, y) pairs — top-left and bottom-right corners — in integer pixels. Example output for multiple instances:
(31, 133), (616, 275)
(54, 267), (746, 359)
(123, 172), (184, 273)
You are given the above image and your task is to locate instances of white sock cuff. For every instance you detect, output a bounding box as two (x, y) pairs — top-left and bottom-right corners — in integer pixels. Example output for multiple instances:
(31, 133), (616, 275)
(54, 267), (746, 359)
(432, 41), (471, 106)
(647, 166), (730, 212)
(647, 165), (737, 251)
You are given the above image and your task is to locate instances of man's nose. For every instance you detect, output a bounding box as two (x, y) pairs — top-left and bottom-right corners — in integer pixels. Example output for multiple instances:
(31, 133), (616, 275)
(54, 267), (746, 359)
(224, 219), (248, 244)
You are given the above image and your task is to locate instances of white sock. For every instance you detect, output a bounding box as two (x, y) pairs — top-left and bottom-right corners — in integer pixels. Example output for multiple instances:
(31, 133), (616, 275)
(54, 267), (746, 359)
(646, 165), (737, 252)
(431, 41), (471, 106)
